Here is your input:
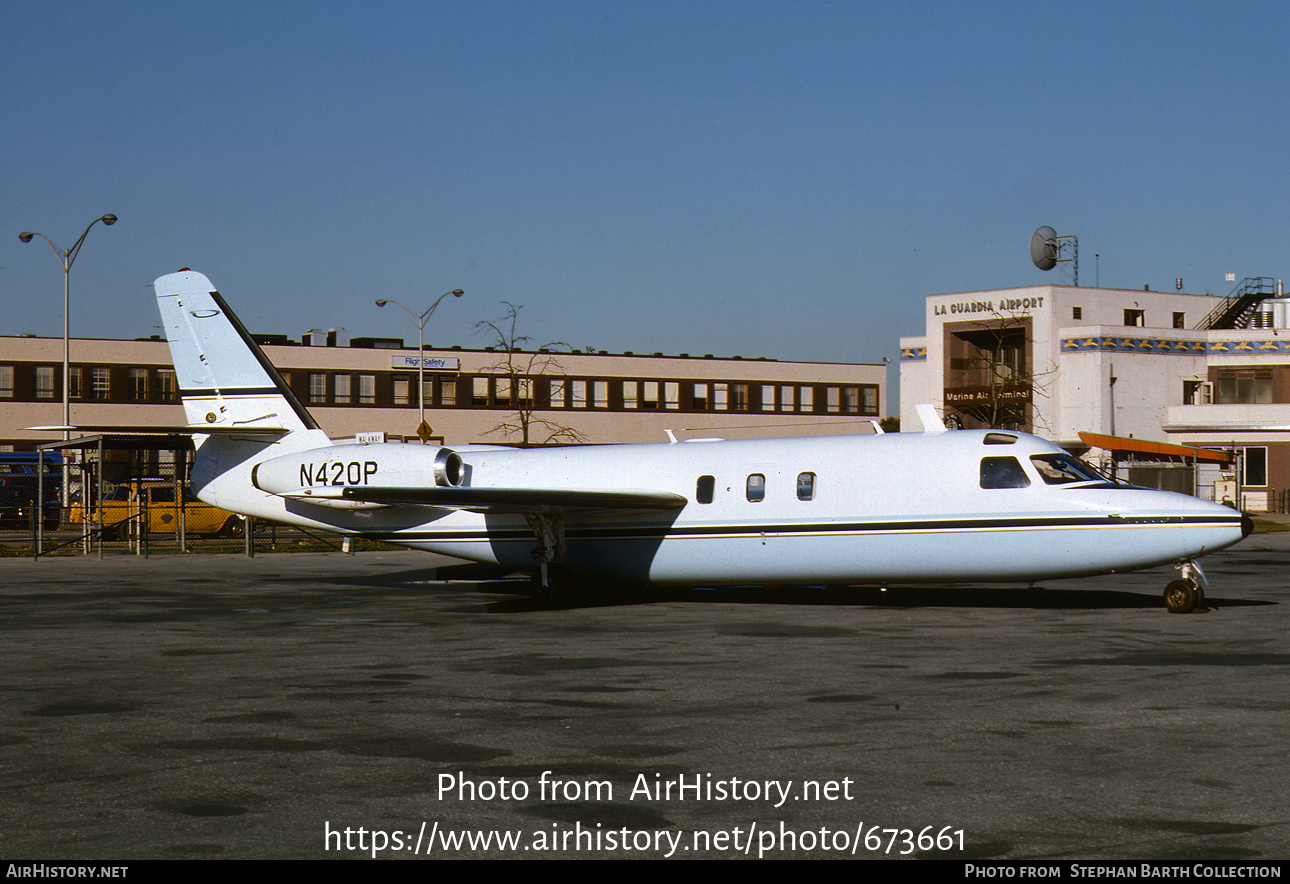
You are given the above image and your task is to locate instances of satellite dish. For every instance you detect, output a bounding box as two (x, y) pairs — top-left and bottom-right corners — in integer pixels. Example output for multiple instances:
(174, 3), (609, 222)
(1030, 226), (1058, 271)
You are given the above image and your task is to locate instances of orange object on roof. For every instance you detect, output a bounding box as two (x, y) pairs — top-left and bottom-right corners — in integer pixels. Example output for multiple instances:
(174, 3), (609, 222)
(1077, 431), (1233, 465)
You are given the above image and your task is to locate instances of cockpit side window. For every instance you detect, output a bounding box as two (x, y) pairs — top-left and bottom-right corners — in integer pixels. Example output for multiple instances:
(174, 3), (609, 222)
(980, 456), (1031, 489)
(1029, 453), (1109, 485)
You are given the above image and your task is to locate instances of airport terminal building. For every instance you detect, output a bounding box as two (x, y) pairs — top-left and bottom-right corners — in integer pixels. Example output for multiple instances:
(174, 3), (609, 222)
(900, 279), (1290, 510)
(0, 330), (885, 451)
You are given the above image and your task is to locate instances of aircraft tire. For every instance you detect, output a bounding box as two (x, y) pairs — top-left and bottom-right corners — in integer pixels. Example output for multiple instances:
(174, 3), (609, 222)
(1164, 579), (1200, 614)
(220, 516), (245, 539)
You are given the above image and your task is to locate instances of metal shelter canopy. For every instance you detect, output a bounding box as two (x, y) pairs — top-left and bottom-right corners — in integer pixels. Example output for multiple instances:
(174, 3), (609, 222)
(1077, 431), (1233, 465)
(36, 433), (196, 454)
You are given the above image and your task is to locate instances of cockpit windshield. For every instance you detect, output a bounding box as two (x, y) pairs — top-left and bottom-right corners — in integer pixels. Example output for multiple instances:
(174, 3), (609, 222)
(1029, 453), (1113, 486)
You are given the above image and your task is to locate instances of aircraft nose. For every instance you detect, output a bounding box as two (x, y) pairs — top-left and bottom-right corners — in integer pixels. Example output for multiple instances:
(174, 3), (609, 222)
(1242, 513), (1254, 538)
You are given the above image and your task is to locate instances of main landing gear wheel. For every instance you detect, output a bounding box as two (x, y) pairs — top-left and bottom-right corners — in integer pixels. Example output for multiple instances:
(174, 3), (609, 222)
(1164, 579), (1203, 614)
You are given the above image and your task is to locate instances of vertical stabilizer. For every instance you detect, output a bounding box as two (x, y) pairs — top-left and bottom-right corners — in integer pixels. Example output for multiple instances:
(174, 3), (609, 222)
(156, 270), (319, 434)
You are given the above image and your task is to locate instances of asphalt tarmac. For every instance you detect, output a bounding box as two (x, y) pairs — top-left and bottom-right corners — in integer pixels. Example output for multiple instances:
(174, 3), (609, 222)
(1, 533), (1288, 860)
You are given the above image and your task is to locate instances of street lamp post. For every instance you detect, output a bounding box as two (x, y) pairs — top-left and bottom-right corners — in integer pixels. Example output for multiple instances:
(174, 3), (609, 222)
(19, 214), (118, 507)
(376, 289), (464, 441)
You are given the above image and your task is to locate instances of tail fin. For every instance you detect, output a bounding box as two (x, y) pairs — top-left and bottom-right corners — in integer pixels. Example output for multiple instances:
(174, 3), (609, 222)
(155, 270), (320, 435)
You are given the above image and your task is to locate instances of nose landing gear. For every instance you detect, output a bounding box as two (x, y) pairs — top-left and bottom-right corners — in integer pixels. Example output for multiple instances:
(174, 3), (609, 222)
(1165, 559), (1207, 614)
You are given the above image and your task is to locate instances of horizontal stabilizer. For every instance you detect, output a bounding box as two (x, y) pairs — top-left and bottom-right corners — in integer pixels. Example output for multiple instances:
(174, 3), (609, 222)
(341, 485), (688, 512)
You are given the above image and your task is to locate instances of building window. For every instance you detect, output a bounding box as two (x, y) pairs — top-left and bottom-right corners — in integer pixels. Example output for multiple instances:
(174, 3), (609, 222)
(91, 367), (111, 400)
(309, 373), (327, 404)
(642, 381), (659, 410)
(1124, 309), (1145, 327)
(495, 377), (512, 404)
(800, 387), (813, 412)
(334, 375), (351, 404)
(746, 473), (765, 502)
(762, 386), (775, 412)
(826, 387), (840, 413)
(128, 368), (149, 401)
(592, 380), (608, 409)
(516, 377), (532, 404)
(155, 369), (176, 402)
(472, 377), (490, 406)
(1183, 380), (1209, 405)
(0, 366), (12, 398)
(841, 386), (860, 414)
(1216, 369), (1272, 404)
(1173, 312), (1186, 329)
(780, 385), (795, 412)
(35, 366), (55, 399)
(863, 386), (878, 415)
(713, 383), (728, 411)
(68, 367), (82, 399)
(622, 380), (638, 409)
(797, 472), (816, 501)
(693, 382), (708, 410)
(358, 375), (375, 405)
(572, 380), (587, 408)
(1243, 447), (1268, 487)
(1072, 307), (1082, 320)
(664, 382), (679, 410)
(549, 378), (566, 408)
(732, 384), (748, 411)
(393, 375), (409, 406)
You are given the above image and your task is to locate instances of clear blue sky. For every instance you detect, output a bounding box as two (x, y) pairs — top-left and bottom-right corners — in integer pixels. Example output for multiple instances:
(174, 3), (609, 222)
(5, 1), (1288, 405)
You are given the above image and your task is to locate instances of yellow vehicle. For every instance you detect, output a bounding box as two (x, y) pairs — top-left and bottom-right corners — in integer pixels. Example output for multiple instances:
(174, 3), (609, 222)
(69, 480), (245, 538)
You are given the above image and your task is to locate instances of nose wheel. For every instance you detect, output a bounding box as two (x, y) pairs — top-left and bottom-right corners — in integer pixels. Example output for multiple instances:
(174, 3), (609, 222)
(1165, 559), (1207, 613)
(1164, 579), (1204, 614)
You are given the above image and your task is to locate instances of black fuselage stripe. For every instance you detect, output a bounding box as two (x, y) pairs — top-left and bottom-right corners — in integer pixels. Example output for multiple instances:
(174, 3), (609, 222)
(358, 515), (1243, 543)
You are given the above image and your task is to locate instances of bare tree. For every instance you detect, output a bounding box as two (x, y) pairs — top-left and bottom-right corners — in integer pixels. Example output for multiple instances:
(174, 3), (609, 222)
(943, 312), (1054, 433)
(474, 302), (587, 447)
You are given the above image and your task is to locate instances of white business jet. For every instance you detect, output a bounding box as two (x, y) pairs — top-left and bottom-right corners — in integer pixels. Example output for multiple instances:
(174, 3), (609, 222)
(153, 270), (1249, 611)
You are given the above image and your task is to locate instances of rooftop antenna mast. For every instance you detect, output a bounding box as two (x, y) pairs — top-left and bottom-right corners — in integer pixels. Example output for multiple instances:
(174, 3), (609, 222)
(1030, 226), (1079, 286)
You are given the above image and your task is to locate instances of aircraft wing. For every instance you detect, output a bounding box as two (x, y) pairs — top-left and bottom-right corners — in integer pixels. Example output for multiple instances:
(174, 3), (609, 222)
(341, 485), (687, 513)
(25, 424), (291, 436)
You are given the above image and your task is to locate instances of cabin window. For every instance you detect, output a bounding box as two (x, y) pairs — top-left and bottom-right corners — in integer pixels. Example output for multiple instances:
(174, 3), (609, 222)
(797, 472), (815, 501)
(980, 457), (1030, 489)
(746, 473), (765, 502)
(696, 475), (715, 504)
(983, 433), (1017, 445)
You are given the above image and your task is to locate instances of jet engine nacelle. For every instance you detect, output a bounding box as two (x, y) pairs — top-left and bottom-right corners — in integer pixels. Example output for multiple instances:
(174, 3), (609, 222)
(250, 443), (464, 508)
